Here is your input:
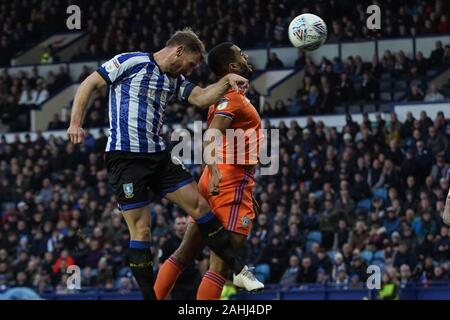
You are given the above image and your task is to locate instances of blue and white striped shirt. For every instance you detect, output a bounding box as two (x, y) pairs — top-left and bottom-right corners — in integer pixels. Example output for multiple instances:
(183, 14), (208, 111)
(97, 52), (195, 153)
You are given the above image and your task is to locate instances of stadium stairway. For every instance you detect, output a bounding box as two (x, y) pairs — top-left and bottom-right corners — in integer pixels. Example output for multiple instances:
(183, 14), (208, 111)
(11, 32), (88, 66)
(253, 67), (305, 110)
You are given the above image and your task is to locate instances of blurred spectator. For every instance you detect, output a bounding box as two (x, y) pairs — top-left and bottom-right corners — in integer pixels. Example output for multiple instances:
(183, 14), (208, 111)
(378, 269), (400, 300)
(279, 255), (300, 289)
(424, 84), (445, 102)
(159, 216), (200, 300)
(266, 53), (284, 69)
(407, 85), (425, 102)
(360, 72), (378, 101)
(430, 41), (445, 67)
(40, 46), (54, 64)
(47, 114), (66, 131)
(297, 256), (317, 285)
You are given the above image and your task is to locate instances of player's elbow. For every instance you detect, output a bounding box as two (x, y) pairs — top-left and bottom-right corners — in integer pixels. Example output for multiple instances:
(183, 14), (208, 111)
(188, 88), (210, 109)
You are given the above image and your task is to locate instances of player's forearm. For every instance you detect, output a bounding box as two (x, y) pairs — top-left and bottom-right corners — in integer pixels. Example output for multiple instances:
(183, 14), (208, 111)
(194, 76), (231, 108)
(204, 138), (219, 172)
(70, 81), (96, 127)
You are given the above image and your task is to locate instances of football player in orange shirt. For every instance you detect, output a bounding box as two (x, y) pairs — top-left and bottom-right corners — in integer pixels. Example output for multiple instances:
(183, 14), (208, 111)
(154, 42), (264, 300)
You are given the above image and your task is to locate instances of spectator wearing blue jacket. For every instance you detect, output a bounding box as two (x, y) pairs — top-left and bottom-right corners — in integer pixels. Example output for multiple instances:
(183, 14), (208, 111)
(384, 207), (402, 236)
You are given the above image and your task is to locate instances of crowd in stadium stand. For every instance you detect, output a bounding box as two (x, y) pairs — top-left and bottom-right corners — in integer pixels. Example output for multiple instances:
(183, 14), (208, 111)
(80, 44), (450, 128)
(263, 42), (450, 117)
(0, 66), (72, 132)
(0, 109), (449, 295)
(1, 0), (450, 133)
(1, 0), (449, 66)
(2, 43), (449, 133)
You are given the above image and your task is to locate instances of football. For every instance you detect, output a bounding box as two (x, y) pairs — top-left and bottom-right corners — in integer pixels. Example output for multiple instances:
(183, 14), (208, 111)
(288, 13), (328, 51)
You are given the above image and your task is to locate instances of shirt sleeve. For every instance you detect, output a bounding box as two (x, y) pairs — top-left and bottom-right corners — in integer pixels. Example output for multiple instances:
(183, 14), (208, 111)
(211, 93), (241, 121)
(97, 52), (149, 85)
(176, 75), (195, 104)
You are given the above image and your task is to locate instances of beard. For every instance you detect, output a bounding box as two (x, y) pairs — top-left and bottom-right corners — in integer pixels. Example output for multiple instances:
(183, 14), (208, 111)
(168, 59), (184, 77)
(238, 62), (253, 78)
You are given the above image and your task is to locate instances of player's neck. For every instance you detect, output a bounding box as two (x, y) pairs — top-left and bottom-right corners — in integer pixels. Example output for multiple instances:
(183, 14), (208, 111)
(153, 48), (172, 74)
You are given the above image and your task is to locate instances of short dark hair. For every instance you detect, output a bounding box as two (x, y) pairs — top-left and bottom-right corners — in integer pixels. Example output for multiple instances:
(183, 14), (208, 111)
(207, 42), (236, 77)
(166, 27), (205, 55)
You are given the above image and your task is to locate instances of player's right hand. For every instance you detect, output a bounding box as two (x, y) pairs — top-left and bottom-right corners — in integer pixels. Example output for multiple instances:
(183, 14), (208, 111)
(209, 168), (222, 196)
(67, 125), (85, 144)
(226, 73), (249, 93)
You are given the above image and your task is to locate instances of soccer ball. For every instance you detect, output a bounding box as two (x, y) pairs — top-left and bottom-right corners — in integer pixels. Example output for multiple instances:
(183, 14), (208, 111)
(288, 13), (328, 51)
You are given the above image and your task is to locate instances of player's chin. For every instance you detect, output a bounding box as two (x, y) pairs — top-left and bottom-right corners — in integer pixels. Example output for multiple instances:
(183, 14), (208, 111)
(239, 66), (252, 78)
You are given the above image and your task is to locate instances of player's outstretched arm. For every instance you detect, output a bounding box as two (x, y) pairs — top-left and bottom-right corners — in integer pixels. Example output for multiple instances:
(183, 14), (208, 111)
(67, 72), (107, 144)
(188, 73), (249, 108)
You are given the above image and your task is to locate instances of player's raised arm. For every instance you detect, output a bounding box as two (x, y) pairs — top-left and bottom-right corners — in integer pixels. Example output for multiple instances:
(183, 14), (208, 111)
(188, 73), (249, 108)
(67, 72), (107, 144)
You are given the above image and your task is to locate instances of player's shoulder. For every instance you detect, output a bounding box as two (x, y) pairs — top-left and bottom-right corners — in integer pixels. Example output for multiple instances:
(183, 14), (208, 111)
(213, 96), (230, 111)
(222, 89), (247, 106)
(223, 89), (241, 99)
(112, 51), (151, 65)
(210, 91), (245, 115)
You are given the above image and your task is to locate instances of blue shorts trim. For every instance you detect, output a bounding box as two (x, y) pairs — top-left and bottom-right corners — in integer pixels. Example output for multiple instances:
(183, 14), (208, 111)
(119, 178), (194, 209)
(120, 199), (152, 211)
(195, 211), (215, 224)
(152, 177), (195, 201)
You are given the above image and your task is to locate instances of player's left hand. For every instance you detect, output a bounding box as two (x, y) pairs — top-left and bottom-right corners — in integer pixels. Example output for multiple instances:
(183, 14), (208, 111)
(226, 73), (249, 93)
(210, 168), (222, 196)
(67, 125), (85, 144)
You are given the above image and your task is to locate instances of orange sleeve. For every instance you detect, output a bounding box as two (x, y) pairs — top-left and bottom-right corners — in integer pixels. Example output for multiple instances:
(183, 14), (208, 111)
(210, 92), (242, 121)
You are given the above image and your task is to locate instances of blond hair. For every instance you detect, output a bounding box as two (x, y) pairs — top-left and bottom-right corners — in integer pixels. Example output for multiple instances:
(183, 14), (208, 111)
(166, 27), (205, 55)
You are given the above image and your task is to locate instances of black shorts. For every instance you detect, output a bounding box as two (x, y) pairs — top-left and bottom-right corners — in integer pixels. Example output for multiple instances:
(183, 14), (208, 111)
(105, 150), (194, 211)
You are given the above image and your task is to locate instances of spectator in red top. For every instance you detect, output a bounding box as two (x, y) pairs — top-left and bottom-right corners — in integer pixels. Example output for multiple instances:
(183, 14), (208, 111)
(438, 15), (449, 34)
(52, 250), (75, 274)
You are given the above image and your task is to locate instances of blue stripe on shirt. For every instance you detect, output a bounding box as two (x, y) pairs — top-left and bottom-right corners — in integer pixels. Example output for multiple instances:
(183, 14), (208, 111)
(115, 62), (149, 84)
(117, 52), (149, 64)
(119, 79), (131, 151)
(137, 64), (155, 152)
(109, 86), (117, 150)
(151, 74), (165, 152)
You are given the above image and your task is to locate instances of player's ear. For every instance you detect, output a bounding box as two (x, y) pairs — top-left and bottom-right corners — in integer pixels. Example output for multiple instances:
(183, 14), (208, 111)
(176, 45), (184, 57)
(229, 62), (239, 73)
